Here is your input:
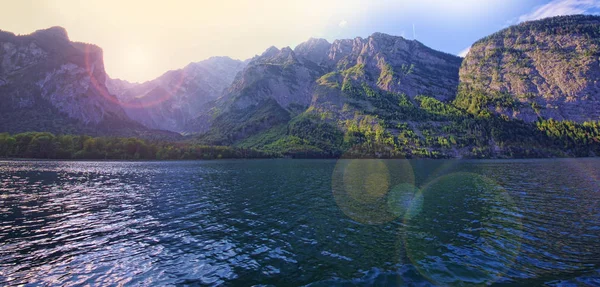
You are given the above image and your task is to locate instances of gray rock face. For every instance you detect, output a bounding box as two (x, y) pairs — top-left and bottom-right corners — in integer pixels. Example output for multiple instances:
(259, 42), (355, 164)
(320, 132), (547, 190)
(107, 56), (245, 132)
(0, 27), (139, 134)
(325, 33), (462, 100)
(104, 77), (137, 102)
(215, 32), (461, 113)
(294, 38), (332, 65)
(459, 15), (600, 122)
(219, 46), (322, 111)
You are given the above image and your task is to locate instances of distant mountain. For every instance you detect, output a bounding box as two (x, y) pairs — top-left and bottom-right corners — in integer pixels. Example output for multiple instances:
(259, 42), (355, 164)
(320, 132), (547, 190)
(0, 26), (150, 136)
(107, 57), (245, 132)
(457, 15), (600, 122)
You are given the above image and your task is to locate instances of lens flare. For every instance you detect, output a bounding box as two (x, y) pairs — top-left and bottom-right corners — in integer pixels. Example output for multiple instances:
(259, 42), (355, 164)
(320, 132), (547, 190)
(342, 159), (390, 204)
(332, 158), (415, 225)
(403, 172), (523, 286)
(387, 183), (422, 219)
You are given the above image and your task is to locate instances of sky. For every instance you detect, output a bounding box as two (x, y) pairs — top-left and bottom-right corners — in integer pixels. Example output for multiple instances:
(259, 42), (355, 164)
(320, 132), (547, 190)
(1, 0), (600, 83)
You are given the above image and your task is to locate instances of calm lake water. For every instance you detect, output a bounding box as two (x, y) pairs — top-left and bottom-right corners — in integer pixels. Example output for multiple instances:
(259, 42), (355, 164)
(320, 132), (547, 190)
(1, 159), (599, 286)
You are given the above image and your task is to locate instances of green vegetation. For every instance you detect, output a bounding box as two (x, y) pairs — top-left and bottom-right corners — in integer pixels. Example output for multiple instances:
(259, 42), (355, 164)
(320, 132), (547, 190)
(197, 98), (291, 145)
(341, 63), (366, 78)
(208, 70), (598, 159)
(454, 85), (520, 117)
(0, 132), (270, 160)
(400, 63), (415, 75)
(4, 92), (598, 160)
(377, 63), (395, 87)
(477, 15), (600, 46)
(317, 72), (341, 88)
(536, 119), (600, 156)
(236, 113), (344, 158)
(415, 96), (463, 118)
(254, 83), (599, 158)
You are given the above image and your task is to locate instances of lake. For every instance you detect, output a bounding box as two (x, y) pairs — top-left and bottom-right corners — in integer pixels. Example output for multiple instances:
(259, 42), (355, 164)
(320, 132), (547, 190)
(1, 159), (599, 286)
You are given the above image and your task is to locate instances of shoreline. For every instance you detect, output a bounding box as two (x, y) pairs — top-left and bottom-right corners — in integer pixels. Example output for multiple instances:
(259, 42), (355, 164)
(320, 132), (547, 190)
(1, 156), (598, 162)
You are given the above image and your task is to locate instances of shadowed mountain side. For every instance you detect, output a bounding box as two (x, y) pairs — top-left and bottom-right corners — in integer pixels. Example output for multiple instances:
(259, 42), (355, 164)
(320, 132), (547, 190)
(0, 26), (167, 137)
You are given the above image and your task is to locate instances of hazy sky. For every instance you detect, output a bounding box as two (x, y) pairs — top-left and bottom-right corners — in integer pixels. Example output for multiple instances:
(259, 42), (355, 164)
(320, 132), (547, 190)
(1, 0), (599, 82)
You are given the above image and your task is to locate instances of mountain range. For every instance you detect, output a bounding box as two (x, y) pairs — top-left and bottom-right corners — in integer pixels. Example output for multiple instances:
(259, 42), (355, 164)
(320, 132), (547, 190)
(1, 15), (600, 158)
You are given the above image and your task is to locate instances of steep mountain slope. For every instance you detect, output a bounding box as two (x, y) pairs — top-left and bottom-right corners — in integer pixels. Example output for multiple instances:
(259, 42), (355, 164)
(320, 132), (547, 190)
(0, 27), (145, 136)
(457, 15), (600, 122)
(313, 33), (462, 100)
(194, 33), (463, 147)
(107, 57), (245, 132)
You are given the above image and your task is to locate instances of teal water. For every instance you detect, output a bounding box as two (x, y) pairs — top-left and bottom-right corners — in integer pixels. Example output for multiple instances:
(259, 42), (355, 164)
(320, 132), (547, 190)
(0, 159), (599, 286)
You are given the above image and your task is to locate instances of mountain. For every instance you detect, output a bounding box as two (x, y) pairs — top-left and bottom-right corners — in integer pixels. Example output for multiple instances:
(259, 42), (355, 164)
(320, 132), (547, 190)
(193, 33), (463, 149)
(0, 26), (149, 136)
(457, 15), (600, 123)
(107, 57), (245, 132)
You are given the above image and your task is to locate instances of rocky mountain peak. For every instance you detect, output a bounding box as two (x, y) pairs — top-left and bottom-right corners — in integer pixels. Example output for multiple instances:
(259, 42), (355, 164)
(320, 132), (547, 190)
(261, 46), (280, 58)
(252, 46), (299, 65)
(302, 37), (330, 47)
(31, 26), (69, 41)
(294, 38), (332, 65)
(368, 32), (411, 45)
(203, 56), (238, 65)
(328, 38), (359, 63)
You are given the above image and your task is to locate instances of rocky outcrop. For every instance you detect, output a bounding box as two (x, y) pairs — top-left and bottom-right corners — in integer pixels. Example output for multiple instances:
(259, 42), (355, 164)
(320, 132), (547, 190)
(0, 26), (143, 135)
(321, 33), (462, 100)
(292, 38), (332, 66)
(218, 46), (324, 111)
(458, 15), (600, 122)
(107, 56), (245, 132)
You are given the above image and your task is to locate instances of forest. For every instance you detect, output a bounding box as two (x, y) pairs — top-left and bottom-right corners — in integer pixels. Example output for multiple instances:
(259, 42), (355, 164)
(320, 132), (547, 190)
(0, 132), (271, 160)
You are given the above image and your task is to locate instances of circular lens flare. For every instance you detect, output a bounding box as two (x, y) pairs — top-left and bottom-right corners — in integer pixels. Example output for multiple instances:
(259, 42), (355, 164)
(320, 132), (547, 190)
(387, 183), (422, 219)
(342, 159), (390, 204)
(332, 157), (415, 225)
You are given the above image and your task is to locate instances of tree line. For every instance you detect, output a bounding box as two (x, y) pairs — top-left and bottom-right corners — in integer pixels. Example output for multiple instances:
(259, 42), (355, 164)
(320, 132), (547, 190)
(0, 132), (272, 160)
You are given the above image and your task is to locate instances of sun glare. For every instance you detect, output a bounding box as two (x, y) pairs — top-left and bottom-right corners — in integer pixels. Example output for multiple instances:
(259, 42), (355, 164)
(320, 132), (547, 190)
(123, 46), (151, 80)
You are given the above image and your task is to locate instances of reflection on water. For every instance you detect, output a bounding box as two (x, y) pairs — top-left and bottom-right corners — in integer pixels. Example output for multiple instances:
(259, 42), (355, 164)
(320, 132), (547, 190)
(0, 159), (599, 286)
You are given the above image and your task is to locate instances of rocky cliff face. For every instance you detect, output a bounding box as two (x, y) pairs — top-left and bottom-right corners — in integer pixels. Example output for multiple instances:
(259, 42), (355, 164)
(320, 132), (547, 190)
(0, 26), (143, 135)
(219, 46), (325, 110)
(458, 15), (600, 122)
(319, 33), (462, 100)
(107, 56), (245, 132)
